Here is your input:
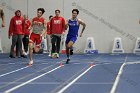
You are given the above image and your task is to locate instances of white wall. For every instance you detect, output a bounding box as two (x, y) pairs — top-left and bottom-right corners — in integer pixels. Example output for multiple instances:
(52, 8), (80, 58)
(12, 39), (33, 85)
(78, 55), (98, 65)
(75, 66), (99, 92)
(0, 0), (140, 53)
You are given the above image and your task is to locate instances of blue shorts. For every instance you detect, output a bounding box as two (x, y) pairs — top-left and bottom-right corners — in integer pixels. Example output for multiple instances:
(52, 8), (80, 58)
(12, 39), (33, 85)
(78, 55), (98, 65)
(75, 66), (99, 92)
(66, 36), (77, 44)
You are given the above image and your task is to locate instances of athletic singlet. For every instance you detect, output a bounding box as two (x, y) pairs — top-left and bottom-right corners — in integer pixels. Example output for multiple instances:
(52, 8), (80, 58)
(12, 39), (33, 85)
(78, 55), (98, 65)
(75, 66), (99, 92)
(32, 17), (45, 34)
(67, 18), (80, 37)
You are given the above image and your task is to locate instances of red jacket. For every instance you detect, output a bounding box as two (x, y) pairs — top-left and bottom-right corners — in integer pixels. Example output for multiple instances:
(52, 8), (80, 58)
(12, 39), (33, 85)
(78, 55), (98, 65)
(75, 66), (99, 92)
(9, 16), (25, 36)
(50, 16), (65, 34)
(24, 19), (31, 35)
(46, 22), (51, 35)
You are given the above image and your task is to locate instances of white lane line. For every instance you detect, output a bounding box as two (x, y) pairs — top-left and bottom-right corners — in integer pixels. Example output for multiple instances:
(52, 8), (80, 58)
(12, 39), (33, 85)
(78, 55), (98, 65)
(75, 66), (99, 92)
(57, 65), (94, 93)
(126, 61), (140, 65)
(4, 65), (63, 93)
(110, 55), (128, 93)
(73, 63), (81, 65)
(41, 63), (49, 64)
(0, 82), (113, 85)
(8, 63), (16, 65)
(0, 66), (28, 78)
(110, 63), (126, 93)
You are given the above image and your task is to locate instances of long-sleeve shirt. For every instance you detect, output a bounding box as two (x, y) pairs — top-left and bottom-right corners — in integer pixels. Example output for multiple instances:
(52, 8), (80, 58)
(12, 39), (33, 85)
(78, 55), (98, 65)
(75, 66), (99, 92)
(9, 16), (25, 36)
(24, 19), (31, 35)
(50, 16), (65, 35)
(46, 22), (51, 35)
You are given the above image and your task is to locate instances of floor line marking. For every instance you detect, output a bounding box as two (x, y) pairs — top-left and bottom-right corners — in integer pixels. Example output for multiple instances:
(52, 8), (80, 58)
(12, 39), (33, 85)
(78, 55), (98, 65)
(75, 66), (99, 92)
(126, 61), (140, 65)
(0, 82), (113, 85)
(0, 64), (54, 89)
(4, 65), (63, 93)
(0, 66), (28, 78)
(0, 59), (65, 90)
(57, 65), (94, 93)
(110, 55), (128, 93)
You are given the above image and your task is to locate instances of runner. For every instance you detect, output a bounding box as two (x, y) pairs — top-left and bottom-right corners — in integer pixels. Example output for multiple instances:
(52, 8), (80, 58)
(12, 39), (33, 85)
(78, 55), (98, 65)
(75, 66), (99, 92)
(28, 8), (47, 65)
(65, 9), (86, 64)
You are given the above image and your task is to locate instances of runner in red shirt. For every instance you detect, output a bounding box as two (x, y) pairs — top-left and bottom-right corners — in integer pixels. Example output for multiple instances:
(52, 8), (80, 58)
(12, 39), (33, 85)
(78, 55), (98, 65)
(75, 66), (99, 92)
(28, 8), (47, 65)
(50, 9), (65, 58)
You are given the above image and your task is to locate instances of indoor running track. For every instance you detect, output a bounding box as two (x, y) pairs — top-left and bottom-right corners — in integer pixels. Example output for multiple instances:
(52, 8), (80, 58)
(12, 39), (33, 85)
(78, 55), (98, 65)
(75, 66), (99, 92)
(0, 53), (140, 93)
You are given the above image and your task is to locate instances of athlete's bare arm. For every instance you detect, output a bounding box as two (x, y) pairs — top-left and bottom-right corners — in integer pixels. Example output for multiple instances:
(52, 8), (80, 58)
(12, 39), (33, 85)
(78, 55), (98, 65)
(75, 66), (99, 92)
(28, 19), (33, 31)
(78, 19), (86, 37)
(65, 20), (69, 30)
(42, 19), (47, 38)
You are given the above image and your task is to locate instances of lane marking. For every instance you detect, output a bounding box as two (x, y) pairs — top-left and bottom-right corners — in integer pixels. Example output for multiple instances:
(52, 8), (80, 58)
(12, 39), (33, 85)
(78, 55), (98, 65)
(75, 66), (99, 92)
(0, 59), (65, 90)
(57, 65), (94, 93)
(110, 55), (128, 93)
(4, 65), (63, 93)
(0, 82), (113, 85)
(0, 66), (28, 78)
(126, 61), (140, 65)
(110, 63), (126, 93)
(41, 63), (49, 64)
(8, 63), (16, 65)
(0, 57), (62, 78)
(73, 63), (81, 65)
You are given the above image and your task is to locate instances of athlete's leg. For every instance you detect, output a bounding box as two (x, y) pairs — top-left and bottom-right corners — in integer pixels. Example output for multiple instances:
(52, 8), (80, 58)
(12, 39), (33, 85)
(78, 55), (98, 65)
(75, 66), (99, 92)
(67, 36), (77, 55)
(29, 42), (34, 65)
(33, 34), (42, 53)
(66, 37), (77, 64)
(34, 45), (40, 52)
(66, 41), (74, 64)
(66, 41), (74, 57)
(28, 33), (35, 65)
(29, 44), (41, 64)
(66, 45), (70, 64)
(68, 41), (74, 54)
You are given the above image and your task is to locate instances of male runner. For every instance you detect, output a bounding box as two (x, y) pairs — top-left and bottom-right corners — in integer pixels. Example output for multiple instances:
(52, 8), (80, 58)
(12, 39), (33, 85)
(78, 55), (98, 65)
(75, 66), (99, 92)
(65, 9), (86, 64)
(28, 8), (46, 65)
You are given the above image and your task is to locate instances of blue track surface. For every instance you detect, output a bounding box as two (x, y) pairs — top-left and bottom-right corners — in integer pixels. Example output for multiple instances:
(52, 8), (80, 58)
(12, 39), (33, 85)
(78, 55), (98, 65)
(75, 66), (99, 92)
(0, 53), (140, 93)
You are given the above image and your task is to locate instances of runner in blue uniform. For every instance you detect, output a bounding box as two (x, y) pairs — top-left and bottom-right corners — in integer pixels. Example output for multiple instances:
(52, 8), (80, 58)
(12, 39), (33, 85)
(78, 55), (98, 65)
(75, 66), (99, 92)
(65, 9), (86, 64)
